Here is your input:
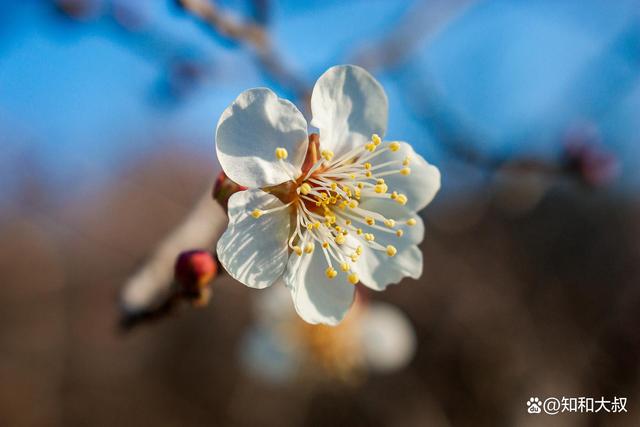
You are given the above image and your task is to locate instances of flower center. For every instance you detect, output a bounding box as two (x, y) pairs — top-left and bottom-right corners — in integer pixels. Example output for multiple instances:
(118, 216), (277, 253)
(253, 134), (418, 285)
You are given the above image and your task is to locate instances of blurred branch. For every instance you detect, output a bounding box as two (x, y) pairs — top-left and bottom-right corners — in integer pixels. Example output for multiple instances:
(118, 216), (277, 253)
(119, 190), (226, 322)
(176, 0), (309, 103)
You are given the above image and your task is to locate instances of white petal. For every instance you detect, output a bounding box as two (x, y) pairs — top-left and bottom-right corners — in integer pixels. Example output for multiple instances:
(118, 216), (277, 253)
(216, 88), (308, 188)
(352, 199), (424, 290)
(284, 243), (355, 325)
(310, 65), (388, 156)
(376, 142), (440, 211)
(217, 189), (290, 289)
(360, 303), (416, 373)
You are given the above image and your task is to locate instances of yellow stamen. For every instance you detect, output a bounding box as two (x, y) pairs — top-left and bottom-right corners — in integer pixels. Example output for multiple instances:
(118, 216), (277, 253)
(349, 200), (358, 209)
(275, 147), (288, 160)
(406, 218), (417, 226)
(364, 233), (375, 242)
(403, 156), (411, 166)
(356, 246), (363, 255)
(386, 245), (397, 257)
(384, 219), (396, 228)
(335, 233), (346, 245)
(251, 209), (263, 218)
(299, 182), (312, 195)
(364, 162), (372, 170)
(340, 262), (350, 272)
(396, 229), (404, 237)
(322, 241), (329, 249)
(400, 167), (411, 176)
(372, 134), (382, 146)
(374, 183), (388, 194)
(396, 194), (408, 205)
(293, 246), (302, 256)
(348, 273), (359, 284)
(321, 149), (334, 161)
(325, 267), (338, 279)
(304, 243), (315, 254)
(365, 217), (375, 226)
(389, 142), (401, 152)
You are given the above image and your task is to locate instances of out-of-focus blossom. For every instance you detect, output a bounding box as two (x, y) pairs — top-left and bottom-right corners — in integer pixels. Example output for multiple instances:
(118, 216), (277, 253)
(174, 249), (217, 306)
(54, 0), (102, 21)
(215, 65), (441, 325)
(241, 286), (416, 384)
(212, 171), (247, 213)
(563, 125), (620, 188)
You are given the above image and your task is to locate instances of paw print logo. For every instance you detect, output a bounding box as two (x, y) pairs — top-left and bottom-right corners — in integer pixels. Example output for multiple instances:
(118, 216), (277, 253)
(527, 397), (542, 414)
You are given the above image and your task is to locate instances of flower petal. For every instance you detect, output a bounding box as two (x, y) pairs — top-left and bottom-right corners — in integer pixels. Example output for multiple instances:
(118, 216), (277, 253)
(376, 142), (440, 211)
(217, 189), (290, 289)
(216, 88), (308, 188)
(284, 241), (355, 325)
(360, 303), (416, 373)
(352, 199), (425, 290)
(310, 65), (388, 156)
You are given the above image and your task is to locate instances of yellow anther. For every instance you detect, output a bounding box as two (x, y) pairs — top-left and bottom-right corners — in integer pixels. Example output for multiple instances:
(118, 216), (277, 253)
(306, 223), (314, 231)
(374, 183), (388, 194)
(350, 254), (359, 262)
(406, 218), (417, 226)
(386, 245), (397, 257)
(390, 191), (398, 200)
(314, 222), (321, 229)
(396, 229), (404, 237)
(384, 219), (396, 228)
(356, 246), (363, 255)
(376, 178), (385, 184)
(355, 189), (361, 199)
(350, 173), (356, 180)
(251, 209), (263, 218)
(348, 273), (359, 285)
(335, 233), (346, 245)
(325, 267), (338, 279)
(299, 182), (312, 195)
(304, 243), (315, 254)
(372, 134), (382, 146)
(357, 182), (364, 189)
(349, 200), (359, 209)
(340, 262), (350, 272)
(321, 149), (334, 161)
(365, 143), (376, 152)
(364, 162), (372, 170)
(365, 217), (375, 226)
(320, 193), (328, 200)
(365, 171), (372, 178)
(275, 147), (288, 160)
(403, 156), (411, 166)
(364, 233), (375, 242)
(389, 142), (401, 152)
(322, 241), (329, 249)
(329, 197), (337, 204)
(400, 167), (411, 176)
(356, 228), (363, 235)
(345, 219), (352, 225)
(325, 215), (336, 224)
(293, 246), (302, 256)
(396, 194), (408, 205)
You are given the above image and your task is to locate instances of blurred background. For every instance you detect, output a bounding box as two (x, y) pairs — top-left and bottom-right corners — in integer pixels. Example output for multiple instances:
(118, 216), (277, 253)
(2, 0), (640, 426)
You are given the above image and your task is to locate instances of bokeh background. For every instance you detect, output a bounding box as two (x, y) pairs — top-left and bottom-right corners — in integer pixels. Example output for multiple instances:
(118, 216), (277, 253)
(2, 0), (640, 426)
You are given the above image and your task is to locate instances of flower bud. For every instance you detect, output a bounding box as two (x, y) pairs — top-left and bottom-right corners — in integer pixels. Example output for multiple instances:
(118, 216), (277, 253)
(212, 172), (247, 213)
(174, 250), (217, 296)
(563, 125), (619, 188)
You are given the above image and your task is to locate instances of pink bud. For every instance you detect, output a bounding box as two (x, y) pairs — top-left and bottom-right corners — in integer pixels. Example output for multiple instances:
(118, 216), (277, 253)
(212, 172), (247, 213)
(174, 250), (217, 295)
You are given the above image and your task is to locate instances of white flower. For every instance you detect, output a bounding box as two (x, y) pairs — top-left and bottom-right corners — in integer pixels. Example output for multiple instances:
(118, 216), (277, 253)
(241, 286), (417, 383)
(215, 65), (440, 325)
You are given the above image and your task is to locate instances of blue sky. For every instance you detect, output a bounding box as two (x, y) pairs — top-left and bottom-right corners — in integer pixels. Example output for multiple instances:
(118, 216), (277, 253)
(1, 0), (639, 203)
